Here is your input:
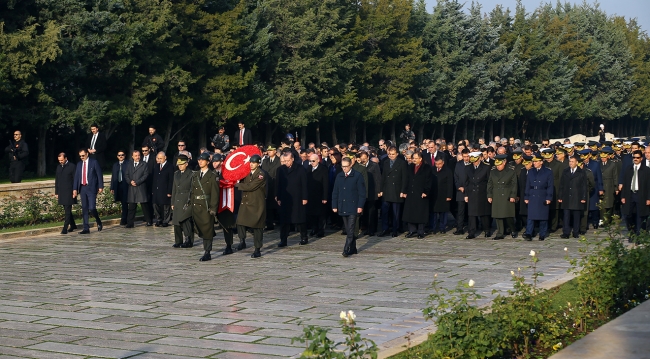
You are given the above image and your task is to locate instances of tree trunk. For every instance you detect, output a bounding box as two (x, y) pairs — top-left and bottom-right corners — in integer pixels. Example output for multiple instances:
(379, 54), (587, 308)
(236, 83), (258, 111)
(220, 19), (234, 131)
(430, 123), (436, 140)
(462, 118), (468, 140)
(264, 122), (276, 146)
(378, 124), (383, 143)
(617, 119), (622, 137)
(198, 122), (206, 150)
(362, 122), (367, 144)
(488, 119), (493, 141)
(349, 119), (357, 144)
(37, 125), (47, 177)
(163, 117), (173, 154)
(500, 119), (505, 139)
(316, 120), (321, 145)
(545, 122), (551, 139)
(390, 121), (396, 144)
(515, 118), (520, 138)
(418, 124), (424, 144)
(439, 123), (445, 141)
(452, 122), (458, 144)
(471, 120), (477, 141)
(331, 120), (338, 145)
(130, 125), (135, 154)
(646, 118), (650, 141)
(567, 119), (574, 138)
(301, 127), (307, 148)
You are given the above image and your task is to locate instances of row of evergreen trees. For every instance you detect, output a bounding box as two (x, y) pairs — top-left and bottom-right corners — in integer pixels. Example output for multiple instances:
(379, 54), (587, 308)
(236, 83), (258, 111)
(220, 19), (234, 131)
(1, 0), (649, 176)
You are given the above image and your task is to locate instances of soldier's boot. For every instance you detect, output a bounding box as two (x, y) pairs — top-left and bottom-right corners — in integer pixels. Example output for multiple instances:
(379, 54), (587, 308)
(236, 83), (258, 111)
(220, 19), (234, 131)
(223, 245), (233, 255)
(251, 248), (261, 258)
(237, 239), (247, 250)
(199, 251), (211, 262)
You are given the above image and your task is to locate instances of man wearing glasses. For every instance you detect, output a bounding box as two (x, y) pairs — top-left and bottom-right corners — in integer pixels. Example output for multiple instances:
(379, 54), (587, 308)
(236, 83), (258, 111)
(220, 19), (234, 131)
(5, 130), (29, 183)
(620, 150), (650, 243)
(110, 151), (130, 226)
(332, 157), (366, 256)
(73, 148), (104, 234)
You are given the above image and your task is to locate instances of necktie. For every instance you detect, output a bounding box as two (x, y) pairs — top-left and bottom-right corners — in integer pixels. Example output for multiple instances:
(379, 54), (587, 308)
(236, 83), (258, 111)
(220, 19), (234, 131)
(240, 130), (243, 145)
(91, 134), (96, 150)
(345, 173), (348, 178)
(160, 164), (163, 171)
(200, 172), (204, 179)
(119, 163), (123, 182)
(135, 162), (138, 168)
(571, 169), (574, 175)
(431, 153), (434, 163)
(437, 168), (440, 172)
(632, 166), (638, 191)
(82, 161), (87, 186)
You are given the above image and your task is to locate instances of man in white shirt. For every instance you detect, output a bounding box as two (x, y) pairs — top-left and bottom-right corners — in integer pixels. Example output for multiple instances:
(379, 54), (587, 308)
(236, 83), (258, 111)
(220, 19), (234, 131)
(86, 124), (107, 168)
(620, 150), (650, 243)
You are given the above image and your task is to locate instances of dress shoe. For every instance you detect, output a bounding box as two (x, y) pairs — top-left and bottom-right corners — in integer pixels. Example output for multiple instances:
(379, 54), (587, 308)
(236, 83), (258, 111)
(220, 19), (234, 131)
(125, 225), (134, 229)
(97, 224), (103, 232)
(440, 230), (447, 234)
(251, 248), (261, 258)
(341, 230), (347, 235)
(69, 225), (78, 231)
(265, 225), (275, 231)
(315, 232), (324, 238)
(405, 232), (416, 238)
(299, 239), (309, 245)
(172, 243), (182, 248)
(417, 235), (424, 239)
(579, 231), (586, 235)
(523, 234), (532, 241)
(309, 230), (316, 236)
(485, 231), (492, 238)
(223, 246), (233, 255)
(391, 232), (398, 238)
(377, 230), (389, 237)
(79, 229), (90, 234)
(146, 222), (154, 227)
(560, 234), (570, 239)
(511, 232), (518, 239)
(573, 234), (579, 238)
(237, 240), (247, 250)
(593, 224), (599, 229)
(453, 230), (464, 235)
(492, 235), (505, 240)
(278, 241), (287, 247)
(199, 252), (212, 261)
(181, 242), (193, 248)
(539, 236), (546, 241)
(342, 249), (349, 257)
(154, 223), (161, 227)
(60, 229), (68, 235)
(162, 223), (169, 227)
(366, 232), (375, 237)
(466, 234), (476, 239)
(349, 246), (358, 254)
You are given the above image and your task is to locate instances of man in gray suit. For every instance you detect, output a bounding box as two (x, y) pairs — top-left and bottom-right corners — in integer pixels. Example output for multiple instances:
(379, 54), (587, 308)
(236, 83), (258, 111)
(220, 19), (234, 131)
(124, 149), (152, 228)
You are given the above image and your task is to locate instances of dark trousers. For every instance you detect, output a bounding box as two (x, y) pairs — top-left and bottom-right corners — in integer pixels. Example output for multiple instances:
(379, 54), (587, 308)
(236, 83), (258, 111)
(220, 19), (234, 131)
(116, 185), (128, 225)
(381, 201), (402, 233)
(222, 226), (234, 246)
(341, 214), (357, 252)
(119, 200), (128, 225)
(626, 193), (648, 237)
(550, 206), (561, 231)
(127, 202), (152, 227)
(456, 201), (467, 230)
(62, 204), (77, 230)
(408, 223), (425, 236)
(526, 219), (548, 238)
(468, 215), (490, 236)
(430, 212), (448, 232)
(238, 225), (263, 249)
(588, 210), (600, 227)
(80, 186), (101, 231)
(173, 218), (194, 245)
(280, 223), (307, 242)
(361, 199), (377, 234)
(266, 200), (278, 228)
(309, 214), (326, 236)
(495, 217), (515, 236)
(9, 161), (24, 183)
(153, 204), (172, 224)
(563, 209), (582, 236)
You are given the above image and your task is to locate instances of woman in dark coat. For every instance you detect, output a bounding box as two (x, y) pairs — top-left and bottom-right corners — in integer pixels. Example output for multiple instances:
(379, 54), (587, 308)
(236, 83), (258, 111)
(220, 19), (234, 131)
(327, 152), (343, 229)
(402, 152), (432, 238)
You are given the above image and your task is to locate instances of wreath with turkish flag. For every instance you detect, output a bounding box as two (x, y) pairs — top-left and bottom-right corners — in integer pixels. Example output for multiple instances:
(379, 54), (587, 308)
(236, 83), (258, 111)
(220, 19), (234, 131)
(219, 145), (262, 213)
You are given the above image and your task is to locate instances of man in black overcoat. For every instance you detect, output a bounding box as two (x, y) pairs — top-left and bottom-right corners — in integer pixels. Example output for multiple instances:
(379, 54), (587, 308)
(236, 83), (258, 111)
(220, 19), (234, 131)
(453, 150), (470, 234)
(110, 150), (129, 226)
(431, 157), (453, 234)
(359, 151), (382, 236)
(464, 151), (492, 239)
(55, 153), (77, 234)
(275, 152), (309, 246)
(620, 150), (650, 243)
(152, 152), (174, 226)
(402, 153), (432, 238)
(307, 154), (329, 237)
(124, 150), (152, 228)
(262, 145), (281, 230)
(558, 156), (587, 238)
(378, 146), (409, 237)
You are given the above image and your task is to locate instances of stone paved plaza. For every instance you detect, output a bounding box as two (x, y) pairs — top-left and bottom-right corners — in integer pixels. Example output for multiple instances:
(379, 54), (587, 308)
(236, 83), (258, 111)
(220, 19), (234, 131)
(0, 223), (594, 358)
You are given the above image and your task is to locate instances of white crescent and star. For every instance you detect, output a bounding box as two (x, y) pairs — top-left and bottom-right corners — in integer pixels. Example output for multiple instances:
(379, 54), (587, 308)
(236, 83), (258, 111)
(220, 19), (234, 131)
(225, 152), (250, 171)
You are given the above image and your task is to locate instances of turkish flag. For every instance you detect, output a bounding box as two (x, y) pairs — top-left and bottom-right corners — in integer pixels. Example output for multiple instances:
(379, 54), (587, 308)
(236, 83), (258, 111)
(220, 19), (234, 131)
(222, 145), (261, 181)
(219, 145), (261, 213)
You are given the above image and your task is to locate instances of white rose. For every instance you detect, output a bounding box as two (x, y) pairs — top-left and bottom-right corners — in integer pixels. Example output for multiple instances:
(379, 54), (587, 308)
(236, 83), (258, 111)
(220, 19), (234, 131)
(468, 279), (475, 287)
(529, 250), (536, 257)
(347, 310), (356, 321)
(340, 311), (347, 320)
(511, 270), (515, 276)
(564, 247), (568, 252)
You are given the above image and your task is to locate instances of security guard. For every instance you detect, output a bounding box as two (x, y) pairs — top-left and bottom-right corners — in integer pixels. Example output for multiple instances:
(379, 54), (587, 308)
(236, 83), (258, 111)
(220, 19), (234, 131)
(191, 152), (219, 261)
(235, 154), (268, 258)
(171, 155), (194, 248)
(487, 154), (518, 240)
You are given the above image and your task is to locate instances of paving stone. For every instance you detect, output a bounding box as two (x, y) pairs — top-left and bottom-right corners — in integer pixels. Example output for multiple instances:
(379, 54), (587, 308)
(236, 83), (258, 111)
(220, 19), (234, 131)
(26, 342), (142, 358)
(0, 346), (86, 359)
(74, 338), (220, 358)
(204, 333), (265, 342)
(76, 301), (154, 311)
(35, 318), (133, 331)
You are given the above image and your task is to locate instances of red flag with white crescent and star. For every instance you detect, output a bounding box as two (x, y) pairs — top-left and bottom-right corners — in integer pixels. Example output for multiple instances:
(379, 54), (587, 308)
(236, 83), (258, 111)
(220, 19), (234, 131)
(219, 145), (261, 213)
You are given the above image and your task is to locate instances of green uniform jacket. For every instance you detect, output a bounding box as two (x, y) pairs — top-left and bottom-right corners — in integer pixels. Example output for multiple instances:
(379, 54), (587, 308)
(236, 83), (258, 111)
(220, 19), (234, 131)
(487, 167), (518, 218)
(235, 167), (267, 229)
(600, 160), (619, 209)
(190, 170), (219, 239)
(171, 169), (194, 225)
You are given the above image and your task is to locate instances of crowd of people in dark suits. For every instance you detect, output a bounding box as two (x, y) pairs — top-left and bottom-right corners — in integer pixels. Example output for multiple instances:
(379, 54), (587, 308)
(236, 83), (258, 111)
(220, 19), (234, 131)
(28, 121), (650, 262)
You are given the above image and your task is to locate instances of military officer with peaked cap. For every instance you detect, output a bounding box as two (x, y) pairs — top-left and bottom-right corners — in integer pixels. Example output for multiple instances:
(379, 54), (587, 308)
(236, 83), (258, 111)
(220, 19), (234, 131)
(171, 154), (195, 248)
(464, 151), (492, 239)
(235, 154), (268, 258)
(542, 148), (563, 232)
(191, 152), (219, 261)
(487, 154), (518, 240)
(523, 153), (554, 241)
